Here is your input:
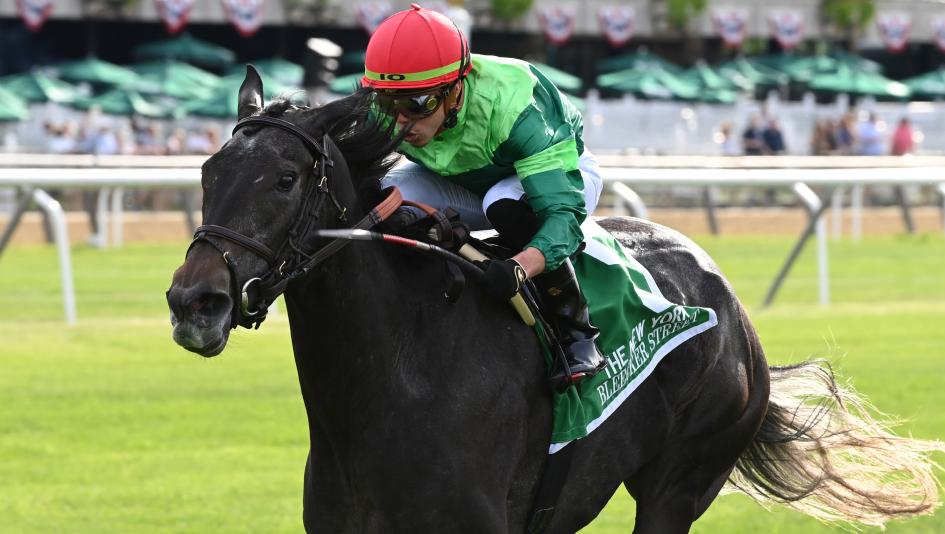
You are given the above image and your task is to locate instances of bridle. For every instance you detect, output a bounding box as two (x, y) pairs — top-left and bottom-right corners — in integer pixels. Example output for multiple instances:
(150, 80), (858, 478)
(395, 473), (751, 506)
(187, 115), (401, 330)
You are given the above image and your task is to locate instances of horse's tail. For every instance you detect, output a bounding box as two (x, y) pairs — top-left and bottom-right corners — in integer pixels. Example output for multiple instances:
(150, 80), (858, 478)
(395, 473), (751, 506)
(728, 360), (945, 527)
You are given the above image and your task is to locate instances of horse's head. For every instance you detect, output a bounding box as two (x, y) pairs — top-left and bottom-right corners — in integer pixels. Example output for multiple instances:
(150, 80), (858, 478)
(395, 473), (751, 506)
(167, 66), (400, 356)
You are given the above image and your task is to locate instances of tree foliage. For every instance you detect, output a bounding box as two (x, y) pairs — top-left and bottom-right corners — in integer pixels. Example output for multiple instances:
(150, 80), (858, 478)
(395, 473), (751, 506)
(821, 0), (876, 32)
(491, 0), (532, 22)
(666, 0), (708, 31)
(83, 0), (139, 16)
(284, 0), (333, 22)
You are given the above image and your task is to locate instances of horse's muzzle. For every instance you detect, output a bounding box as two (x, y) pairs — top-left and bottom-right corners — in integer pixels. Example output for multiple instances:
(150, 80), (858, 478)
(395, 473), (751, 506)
(167, 281), (233, 356)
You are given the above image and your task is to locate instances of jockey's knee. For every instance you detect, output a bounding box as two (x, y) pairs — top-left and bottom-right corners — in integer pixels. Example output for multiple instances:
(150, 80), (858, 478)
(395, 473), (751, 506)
(485, 198), (540, 250)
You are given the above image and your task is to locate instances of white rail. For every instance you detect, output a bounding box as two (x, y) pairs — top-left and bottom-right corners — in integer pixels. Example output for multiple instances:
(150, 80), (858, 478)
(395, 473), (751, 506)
(599, 166), (945, 185)
(3, 157), (945, 322)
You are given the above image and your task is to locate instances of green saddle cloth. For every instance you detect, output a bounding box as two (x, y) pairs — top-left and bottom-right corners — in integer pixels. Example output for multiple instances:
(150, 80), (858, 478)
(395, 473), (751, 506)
(547, 220), (718, 453)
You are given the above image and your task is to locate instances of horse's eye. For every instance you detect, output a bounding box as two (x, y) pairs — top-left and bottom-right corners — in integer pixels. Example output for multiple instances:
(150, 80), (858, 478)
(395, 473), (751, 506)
(276, 174), (297, 192)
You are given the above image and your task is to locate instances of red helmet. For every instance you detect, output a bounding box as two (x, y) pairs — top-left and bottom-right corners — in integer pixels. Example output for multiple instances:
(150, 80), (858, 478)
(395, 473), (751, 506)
(362, 3), (471, 90)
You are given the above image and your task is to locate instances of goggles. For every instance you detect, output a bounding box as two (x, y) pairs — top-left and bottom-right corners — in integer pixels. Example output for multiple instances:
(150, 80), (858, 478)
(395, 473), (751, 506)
(374, 88), (447, 119)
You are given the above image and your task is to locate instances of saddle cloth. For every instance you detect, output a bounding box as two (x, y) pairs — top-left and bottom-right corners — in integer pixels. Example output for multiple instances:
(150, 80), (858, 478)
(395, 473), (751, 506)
(501, 220), (719, 454)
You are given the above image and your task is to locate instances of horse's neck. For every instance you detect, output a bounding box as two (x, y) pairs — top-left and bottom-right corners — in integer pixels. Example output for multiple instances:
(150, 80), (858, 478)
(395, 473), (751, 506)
(283, 242), (417, 407)
(282, 237), (551, 499)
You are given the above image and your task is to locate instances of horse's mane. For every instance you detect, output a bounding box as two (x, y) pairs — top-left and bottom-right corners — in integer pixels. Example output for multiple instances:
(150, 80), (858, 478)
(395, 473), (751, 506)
(263, 89), (405, 204)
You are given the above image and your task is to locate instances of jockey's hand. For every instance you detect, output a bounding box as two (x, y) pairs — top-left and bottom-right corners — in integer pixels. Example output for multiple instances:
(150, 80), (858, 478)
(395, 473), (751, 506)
(476, 259), (528, 301)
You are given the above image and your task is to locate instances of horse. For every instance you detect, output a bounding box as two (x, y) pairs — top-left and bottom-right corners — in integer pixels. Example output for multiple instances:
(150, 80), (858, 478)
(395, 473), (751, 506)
(167, 66), (943, 533)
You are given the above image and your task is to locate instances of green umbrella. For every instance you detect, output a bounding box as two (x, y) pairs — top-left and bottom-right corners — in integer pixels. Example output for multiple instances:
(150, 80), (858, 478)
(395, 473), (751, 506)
(129, 60), (221, 100)
(597, 63), (699, 100)
(182, 89), (241, 118)
(131, 60), (221, 88)
(681, 61), (738, 92)
(0, 85), (30, 121)
(232, 58), (304, 86)
(827, 51), (882, 73)
(697, 88), (738, 104)
(71, 88), (176, 118)
(185, 74), (306, 118)
(717, 57), (788, 90)
(0, 72), (81, 104)
(217, 72), (302, 99)
(57, 57), (142, 88)
(133, 33), (236, 68)
(596, 49), (682, 75)
(531, 62), (582, 94)
(754, 52), (881, 83)
(338, 50), (366, 75)
(903, 67), (945, 99)
(328, 72), (362, 94)
(809, 66), (910, 100)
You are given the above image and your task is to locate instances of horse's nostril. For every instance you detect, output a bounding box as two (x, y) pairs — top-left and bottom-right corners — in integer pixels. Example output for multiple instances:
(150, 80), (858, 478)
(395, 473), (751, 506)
(168, 284), (231, 322)
(191, 296), (208, 312)
(197, 292), (231, 318)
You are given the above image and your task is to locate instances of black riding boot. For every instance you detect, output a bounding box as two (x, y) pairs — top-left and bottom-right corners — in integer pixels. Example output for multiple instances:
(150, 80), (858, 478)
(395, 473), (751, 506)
(534, 258), (607, 386)
(486, 199), (607, 384)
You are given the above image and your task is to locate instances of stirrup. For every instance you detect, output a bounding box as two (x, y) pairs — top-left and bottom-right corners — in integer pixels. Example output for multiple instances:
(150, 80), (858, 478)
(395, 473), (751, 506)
(551, 370), (589, 392)
(549, 357), (606, 392)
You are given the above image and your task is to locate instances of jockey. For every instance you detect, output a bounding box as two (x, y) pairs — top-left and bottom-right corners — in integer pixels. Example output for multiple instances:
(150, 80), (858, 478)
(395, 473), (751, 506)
(362, 3), (606, 384)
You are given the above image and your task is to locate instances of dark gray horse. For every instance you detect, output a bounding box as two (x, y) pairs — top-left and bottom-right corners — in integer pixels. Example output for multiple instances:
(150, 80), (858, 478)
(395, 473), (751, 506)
(167, 67), (942, 533)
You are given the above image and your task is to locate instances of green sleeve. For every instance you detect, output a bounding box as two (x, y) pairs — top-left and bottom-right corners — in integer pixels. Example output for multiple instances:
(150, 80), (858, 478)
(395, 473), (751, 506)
(495, 71), (585, 270)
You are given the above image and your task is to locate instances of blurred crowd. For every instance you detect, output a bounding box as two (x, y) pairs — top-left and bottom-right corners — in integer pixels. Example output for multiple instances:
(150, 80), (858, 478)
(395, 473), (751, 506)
(810, 112), (917, 156)
(714, 111), (920, 157)
(43, 119), (221, 158)
(715, 116), (787, 156)
(36, 119), (222, 241)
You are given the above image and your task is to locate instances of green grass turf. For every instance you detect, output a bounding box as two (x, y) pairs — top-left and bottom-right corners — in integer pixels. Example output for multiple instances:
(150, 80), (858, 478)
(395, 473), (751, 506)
(1, 235), (943, 532)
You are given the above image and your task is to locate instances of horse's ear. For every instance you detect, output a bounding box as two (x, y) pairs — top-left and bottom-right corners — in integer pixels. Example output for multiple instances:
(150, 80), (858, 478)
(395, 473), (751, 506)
(238, 65), (263, 120)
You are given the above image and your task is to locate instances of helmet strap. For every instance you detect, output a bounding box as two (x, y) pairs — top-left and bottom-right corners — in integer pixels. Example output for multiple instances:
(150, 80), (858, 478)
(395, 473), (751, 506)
(442, 25), (469, 131)
(442, 82), (463, 129)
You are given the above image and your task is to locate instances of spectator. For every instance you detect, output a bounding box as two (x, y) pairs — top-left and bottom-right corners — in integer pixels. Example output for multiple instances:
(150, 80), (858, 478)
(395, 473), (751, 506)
(184, 125), (221, 155)
(741, 115), (765, 155)
(716, 121), (740, 156)
(46, 122), (77, 154)
(832, 112), (856, 154)
(134, 123), (166, 155)
(762, 118), (786, 155)
(856, 112), (885, 156)
(91, 126), (119, 156)
(810, 120), (836, 155)
(166, 128), (188, 155)
(890, 118), (914, 156)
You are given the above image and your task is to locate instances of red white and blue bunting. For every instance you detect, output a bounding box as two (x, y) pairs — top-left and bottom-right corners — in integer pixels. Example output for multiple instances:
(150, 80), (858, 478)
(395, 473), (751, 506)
(537, 6), (576, 46)
(597, 6), (635, 48)
(222, 0), (266, 37)
(155, 0), (195, 35)
(712, 7), (749, 49)
(16, 0), (53, 32)
(767, 9), (804, 50)
(356, 1), (393, 36)
(876, 12), (912, 53)
(932, 16), (945, 53)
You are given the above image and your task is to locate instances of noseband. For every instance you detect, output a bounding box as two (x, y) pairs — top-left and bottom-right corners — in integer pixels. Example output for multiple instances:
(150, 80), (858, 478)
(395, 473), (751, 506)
(187, 115), (401, 329)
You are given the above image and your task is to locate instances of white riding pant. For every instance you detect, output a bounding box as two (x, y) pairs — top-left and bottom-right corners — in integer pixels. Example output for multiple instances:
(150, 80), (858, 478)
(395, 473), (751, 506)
(381, 150), (603, 230)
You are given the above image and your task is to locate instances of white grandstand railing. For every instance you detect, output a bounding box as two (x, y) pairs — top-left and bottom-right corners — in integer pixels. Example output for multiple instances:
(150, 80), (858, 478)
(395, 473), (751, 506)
(2, 156), (945, 322)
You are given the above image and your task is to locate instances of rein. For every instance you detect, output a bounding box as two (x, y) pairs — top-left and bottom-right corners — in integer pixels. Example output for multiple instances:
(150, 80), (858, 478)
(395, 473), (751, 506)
(188, 115), (402, 330)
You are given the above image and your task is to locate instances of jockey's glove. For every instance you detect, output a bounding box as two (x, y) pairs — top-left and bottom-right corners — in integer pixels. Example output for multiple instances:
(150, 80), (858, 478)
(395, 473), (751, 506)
(475, 258), (528, 301)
